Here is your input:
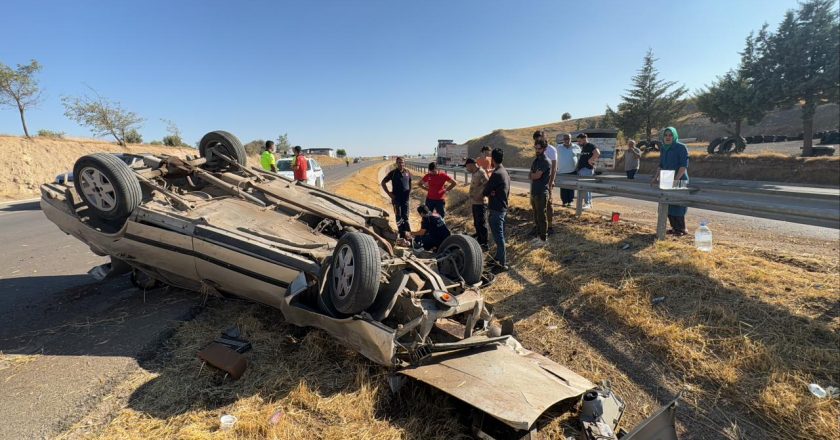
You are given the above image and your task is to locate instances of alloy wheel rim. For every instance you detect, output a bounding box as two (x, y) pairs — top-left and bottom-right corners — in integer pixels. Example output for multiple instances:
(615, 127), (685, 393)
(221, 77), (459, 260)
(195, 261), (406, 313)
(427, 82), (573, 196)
(332, 245), (355, 298)
(79, 167), (117, 212)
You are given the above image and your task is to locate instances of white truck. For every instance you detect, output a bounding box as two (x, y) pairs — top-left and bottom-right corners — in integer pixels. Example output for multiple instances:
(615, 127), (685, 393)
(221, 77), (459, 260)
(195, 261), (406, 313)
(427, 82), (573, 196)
(436, 139), (467, 166)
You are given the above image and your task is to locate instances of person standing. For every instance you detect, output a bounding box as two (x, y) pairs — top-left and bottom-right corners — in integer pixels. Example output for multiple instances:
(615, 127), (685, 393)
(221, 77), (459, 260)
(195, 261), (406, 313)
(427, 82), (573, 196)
(465, 158), (489, 249)
(532, 130), (558, 235)
(380, 156), (412, 237)
(475, 146), (493, 173)
(575, 133), (600, 209)
(260, 140), (278, 172)
(651, 127), (689, 235)
(420, 162), (457, 217)
(292, 146), (309, 183)
(556, 133), (580, 207)
(483, 148), (510, 272)
(529, 140), (552, 245)
(624, 139), (641, 179)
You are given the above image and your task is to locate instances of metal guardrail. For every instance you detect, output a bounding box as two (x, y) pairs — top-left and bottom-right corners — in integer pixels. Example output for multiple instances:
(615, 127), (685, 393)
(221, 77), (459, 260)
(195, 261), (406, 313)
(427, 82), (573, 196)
(406, 161), (840, 239)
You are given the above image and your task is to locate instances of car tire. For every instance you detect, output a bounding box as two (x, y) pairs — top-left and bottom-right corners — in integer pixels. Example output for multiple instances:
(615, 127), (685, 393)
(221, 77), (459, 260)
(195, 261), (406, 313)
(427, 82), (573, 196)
(198, 130), (247, 171)
(328, 232), (381, 315)
(436, 234), (483, 285)
(73, 153), (142, 222)
(707, 137), (725, 154)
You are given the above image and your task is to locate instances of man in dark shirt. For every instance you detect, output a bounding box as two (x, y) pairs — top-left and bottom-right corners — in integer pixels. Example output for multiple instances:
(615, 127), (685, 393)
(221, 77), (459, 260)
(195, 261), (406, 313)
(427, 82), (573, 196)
(530, 140), (552, 244)
(482, 148), (511, 272)
(411, 205), (451, 250)
(380, 156), (412, 236)
(575, 133), (600, 209)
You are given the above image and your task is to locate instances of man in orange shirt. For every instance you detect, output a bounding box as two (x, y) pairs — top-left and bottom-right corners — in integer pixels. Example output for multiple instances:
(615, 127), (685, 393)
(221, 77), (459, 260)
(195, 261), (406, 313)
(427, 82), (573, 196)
(292, 146), (308, 183)
(475, 146), (493, 172)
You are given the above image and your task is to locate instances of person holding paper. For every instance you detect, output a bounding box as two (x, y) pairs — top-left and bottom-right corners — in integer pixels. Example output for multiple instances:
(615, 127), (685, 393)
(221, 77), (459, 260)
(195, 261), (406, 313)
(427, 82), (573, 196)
(651, 127), (689, 235)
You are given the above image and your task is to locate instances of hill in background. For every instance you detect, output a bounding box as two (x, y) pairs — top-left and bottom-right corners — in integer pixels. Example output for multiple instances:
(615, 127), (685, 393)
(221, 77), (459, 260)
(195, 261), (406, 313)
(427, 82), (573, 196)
(459, 103), (839, 168)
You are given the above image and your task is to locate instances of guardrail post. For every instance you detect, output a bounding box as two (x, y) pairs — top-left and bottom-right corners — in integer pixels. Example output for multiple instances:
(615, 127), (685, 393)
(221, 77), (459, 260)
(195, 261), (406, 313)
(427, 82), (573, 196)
(656, 203), (668, 240)
(575, 190), (583, 217)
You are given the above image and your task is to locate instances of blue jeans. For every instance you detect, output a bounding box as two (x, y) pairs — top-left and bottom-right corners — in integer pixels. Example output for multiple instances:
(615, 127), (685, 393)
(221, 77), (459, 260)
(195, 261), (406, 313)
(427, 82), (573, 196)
(393, 199), (410, 236)
(626, 169), (637, 179)
(577, 167), (594, 204)
(489, 209), (506, 266)
(425, 199), (446, 217)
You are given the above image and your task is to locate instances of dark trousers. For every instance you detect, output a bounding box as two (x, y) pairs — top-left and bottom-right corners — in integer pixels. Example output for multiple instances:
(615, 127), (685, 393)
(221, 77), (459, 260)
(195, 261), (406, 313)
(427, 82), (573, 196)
(546, 191), (554, 228)
(626, 169), (638, 179)
(425, 199), (446, 217)
(393, 199), (410, 236)
(560, 172), (576, 205)
(471, 204), (488, 245)
(530, 193), (548, 240)
(668, 215), (687, 233)
(489, 209), (506, 266)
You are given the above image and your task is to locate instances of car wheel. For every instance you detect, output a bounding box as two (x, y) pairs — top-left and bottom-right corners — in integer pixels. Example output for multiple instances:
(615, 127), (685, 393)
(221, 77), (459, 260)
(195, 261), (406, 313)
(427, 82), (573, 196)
(198, 130), (247, 171)
(436, 234), (483, 285)
(329, 232), (381, 315)
(73, 153), (142, 222)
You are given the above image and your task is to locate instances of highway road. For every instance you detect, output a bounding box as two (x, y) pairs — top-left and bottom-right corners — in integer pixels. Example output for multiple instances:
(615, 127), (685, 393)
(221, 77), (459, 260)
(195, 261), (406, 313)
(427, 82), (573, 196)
(0, 160), (372, 440)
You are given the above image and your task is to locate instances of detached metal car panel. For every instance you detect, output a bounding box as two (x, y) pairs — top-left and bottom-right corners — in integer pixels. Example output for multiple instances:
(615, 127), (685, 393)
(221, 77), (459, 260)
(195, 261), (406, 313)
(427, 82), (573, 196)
(39, 130), (679, 439)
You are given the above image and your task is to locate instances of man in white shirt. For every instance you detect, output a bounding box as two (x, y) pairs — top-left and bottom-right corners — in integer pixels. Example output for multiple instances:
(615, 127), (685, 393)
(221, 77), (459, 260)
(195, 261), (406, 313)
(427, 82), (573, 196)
(556, 133), (581, 207)
(533, 130), (558, 234)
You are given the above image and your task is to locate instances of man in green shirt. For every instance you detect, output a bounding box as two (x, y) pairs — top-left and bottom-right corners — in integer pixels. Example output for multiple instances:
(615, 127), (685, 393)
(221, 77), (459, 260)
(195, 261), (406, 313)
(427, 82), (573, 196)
(260, 141), (277, 172)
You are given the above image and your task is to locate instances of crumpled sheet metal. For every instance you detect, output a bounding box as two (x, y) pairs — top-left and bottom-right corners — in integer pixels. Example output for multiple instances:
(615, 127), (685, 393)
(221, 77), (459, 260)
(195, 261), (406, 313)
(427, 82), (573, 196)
(398, 336), (595, 431)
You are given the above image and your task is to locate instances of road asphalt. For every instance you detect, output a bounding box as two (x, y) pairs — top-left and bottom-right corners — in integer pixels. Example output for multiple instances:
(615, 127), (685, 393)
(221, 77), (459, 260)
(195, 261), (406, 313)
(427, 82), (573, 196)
(0, 160), (370, 440)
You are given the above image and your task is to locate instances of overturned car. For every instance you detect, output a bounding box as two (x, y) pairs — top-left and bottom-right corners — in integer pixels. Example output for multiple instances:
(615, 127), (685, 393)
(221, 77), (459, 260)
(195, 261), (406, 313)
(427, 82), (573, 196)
(40, 130), (678, 439)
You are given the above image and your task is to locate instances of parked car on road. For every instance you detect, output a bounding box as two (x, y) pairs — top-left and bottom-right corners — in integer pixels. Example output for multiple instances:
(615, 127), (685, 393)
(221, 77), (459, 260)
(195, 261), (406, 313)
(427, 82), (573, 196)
(276, 157), (325, 187)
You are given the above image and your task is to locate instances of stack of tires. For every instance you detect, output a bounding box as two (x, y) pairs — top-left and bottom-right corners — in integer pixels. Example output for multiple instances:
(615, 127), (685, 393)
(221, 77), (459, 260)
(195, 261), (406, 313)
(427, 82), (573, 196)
(637, 140), (661, 153)
(819, 130), (840, 145)
(707, 136), (747, 154)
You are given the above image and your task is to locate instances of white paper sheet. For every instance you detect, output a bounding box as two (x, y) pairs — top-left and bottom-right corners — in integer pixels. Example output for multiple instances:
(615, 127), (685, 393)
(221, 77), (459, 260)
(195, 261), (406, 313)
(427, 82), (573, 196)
(659, 170), (675, 190)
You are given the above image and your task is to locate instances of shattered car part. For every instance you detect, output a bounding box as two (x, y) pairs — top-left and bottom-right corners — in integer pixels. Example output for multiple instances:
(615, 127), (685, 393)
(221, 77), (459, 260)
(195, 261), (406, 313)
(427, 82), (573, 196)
(40, 130), (680, 438)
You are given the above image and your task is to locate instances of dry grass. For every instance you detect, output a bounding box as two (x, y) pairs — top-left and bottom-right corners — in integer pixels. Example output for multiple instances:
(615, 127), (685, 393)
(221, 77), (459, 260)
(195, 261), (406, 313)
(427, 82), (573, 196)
(62, 164), (838, 439)
(436, 187), (839, 439)
(0, 353), (37, 372)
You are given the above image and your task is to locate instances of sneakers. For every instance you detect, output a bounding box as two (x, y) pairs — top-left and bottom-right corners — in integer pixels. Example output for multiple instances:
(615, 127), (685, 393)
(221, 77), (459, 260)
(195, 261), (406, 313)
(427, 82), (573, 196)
(582, 203), (592, 210)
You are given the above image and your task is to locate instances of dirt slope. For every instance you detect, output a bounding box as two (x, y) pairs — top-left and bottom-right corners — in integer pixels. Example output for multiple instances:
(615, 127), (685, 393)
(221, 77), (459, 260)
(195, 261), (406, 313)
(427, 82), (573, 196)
(0, 136), (196, 201)
(0, 136), (350, 202)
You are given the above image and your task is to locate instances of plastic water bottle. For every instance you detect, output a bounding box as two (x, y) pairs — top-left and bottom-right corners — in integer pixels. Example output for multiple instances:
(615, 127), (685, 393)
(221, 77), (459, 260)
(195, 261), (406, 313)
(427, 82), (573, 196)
(695, 221), (713, 252)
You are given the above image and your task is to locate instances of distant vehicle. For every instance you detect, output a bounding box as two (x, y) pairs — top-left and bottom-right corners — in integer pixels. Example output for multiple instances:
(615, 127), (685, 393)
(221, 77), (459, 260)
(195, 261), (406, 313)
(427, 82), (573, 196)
(382, 155), (388, 160)
(353, 157), (360, 163)
(276, 157), (325, 188)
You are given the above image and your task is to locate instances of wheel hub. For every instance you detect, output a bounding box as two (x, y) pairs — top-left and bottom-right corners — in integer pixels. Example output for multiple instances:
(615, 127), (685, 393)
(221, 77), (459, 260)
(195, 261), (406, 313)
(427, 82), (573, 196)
(79, 167), (117, 212)
(332, 245), (355, 298)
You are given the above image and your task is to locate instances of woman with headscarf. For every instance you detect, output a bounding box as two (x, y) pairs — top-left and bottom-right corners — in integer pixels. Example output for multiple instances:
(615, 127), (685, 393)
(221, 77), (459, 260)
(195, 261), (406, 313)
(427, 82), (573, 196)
(651, 127), (689, 235)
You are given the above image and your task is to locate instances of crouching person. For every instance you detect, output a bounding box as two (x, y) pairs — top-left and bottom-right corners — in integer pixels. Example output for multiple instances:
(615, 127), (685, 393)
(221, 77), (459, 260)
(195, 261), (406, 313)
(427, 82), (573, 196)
(408, 205), (451, 250)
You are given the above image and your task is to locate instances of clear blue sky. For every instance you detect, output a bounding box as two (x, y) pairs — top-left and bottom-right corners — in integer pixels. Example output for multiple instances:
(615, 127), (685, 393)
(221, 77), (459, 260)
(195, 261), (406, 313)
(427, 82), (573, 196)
(2, 0), (796, 155)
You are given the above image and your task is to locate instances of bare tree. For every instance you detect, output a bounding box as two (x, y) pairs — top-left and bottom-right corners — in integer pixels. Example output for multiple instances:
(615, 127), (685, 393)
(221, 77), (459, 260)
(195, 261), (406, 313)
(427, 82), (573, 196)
(161, 118), (184, 146)
(62, 90), (144, 146)
(0, 60), (43, 138)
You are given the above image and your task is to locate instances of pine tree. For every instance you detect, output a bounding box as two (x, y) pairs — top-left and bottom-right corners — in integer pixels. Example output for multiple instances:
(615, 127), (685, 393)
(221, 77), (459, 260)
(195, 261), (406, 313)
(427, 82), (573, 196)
(605, 50), (686, 142)
(750, 0), (839, 155)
